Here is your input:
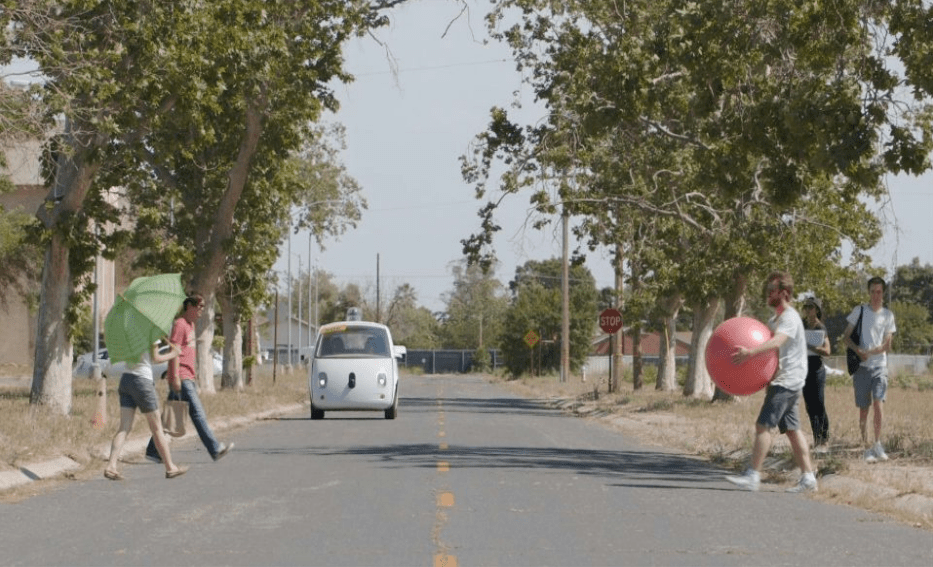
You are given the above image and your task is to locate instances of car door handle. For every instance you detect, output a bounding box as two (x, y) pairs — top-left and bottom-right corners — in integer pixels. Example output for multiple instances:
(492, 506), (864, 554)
(348, 373), (356, 389)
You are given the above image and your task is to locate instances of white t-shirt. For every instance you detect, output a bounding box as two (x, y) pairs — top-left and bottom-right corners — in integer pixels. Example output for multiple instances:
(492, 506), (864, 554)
(127, 349), (155, 382)
(768, 306), (807, 391)
(847, 304), (896, 369)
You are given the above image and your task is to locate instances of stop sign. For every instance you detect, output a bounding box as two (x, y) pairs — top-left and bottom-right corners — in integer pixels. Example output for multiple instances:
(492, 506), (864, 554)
(599, 308), (623, 334)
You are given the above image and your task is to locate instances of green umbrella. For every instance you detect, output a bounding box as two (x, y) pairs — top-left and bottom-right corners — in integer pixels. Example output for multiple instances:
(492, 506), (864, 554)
(104, 273), (187, 364)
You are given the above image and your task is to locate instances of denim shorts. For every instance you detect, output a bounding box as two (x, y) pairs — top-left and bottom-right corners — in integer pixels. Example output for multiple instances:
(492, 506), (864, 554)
(853, 366), (887, 408)
(118, 373), (159, 413)
(757, 385), (802, 434)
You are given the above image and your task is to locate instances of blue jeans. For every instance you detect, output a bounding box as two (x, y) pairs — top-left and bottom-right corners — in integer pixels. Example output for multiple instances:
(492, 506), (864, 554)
(147, 379), (222, 459)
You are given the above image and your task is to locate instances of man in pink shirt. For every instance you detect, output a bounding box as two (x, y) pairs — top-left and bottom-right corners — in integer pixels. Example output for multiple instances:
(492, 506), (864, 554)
(146, 294), (233, 463)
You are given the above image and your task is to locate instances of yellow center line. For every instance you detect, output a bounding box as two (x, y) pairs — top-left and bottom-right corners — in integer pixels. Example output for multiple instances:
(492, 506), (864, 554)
(437, 491), (455, 507)
(433, 389), (456, 567)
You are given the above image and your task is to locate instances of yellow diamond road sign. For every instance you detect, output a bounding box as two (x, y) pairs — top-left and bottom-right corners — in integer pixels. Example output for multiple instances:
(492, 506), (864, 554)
(524, 330), (540, 348)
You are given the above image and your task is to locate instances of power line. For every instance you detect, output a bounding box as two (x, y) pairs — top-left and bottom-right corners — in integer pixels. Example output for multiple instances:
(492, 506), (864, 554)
(353, 58), (510, 77)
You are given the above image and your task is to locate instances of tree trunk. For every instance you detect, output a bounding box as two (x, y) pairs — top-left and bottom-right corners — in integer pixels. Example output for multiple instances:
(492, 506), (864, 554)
(683, 297), (719, 399)
(656, 293), (683, 392)
(218, 292), (245, 391)
(30, 126), (101, 415)
(631, 253), (643, 390)
(30, 234), (75, 415)
(190, 102), (265, 392)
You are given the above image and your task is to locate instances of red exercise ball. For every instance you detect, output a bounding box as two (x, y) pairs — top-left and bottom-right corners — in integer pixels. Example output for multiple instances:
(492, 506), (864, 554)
(705, 316), (778, 396)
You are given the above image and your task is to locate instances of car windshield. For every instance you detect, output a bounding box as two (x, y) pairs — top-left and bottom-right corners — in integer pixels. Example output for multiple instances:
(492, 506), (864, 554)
(316, 326), (390, 358)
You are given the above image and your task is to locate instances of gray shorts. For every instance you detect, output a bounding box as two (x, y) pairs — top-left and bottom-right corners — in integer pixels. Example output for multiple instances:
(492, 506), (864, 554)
(118, 373), (159, 413)
(756, 385), (801, 434)
(853, 366), (887, 408)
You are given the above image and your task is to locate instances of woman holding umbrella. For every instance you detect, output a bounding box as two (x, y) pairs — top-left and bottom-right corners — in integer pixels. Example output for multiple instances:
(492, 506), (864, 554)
(103, 273), (190, 480)
(104, 339), (187, 480)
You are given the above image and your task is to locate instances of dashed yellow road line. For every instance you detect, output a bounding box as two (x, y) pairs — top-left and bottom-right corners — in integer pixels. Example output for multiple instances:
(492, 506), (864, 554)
(437, 491), (455, 507)
(433, 389), (456, 567)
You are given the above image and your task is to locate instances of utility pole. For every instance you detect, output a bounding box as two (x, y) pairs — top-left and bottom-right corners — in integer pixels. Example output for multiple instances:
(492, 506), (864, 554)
(286, 230), (292, 372)
(561, 209), (570, 383)
(376, 253), (380, 323)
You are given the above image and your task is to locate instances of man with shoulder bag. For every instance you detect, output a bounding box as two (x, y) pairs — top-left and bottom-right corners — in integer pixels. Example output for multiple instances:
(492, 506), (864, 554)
(842, 277), (896, 463)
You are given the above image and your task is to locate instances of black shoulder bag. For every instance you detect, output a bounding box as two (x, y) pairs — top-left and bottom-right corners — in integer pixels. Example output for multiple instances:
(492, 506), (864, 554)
(846, 306), (864, 375)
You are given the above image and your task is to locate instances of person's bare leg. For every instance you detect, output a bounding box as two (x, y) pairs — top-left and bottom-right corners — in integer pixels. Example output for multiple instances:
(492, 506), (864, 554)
(106, 407), (136, 475)
(871, 399), (884, 444)
(750, 423), (772, 472)
(786, 429), (813, 474)
(142, 411), (182, 474)
(859, 407), (870, 446)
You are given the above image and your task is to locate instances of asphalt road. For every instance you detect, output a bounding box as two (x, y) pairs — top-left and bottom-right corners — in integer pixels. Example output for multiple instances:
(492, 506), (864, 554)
(1, 374), (930, 566)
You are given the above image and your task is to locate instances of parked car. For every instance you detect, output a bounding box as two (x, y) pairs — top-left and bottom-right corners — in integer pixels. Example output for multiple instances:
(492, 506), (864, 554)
(308, 320), (404, 420)
(73, 346), (223, 379)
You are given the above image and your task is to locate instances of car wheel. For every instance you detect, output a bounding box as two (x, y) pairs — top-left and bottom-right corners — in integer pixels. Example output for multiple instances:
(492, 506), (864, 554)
(384, 388), (398, 420)
(310, 400), (325, 420)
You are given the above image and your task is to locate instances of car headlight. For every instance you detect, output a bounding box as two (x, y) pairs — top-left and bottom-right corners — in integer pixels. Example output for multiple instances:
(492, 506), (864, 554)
(317, 372), (327, 388)
(377, 372), (387, 387)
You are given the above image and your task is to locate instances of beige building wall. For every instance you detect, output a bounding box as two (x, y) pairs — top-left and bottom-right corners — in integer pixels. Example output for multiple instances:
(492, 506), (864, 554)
(2, 138), (119, 366)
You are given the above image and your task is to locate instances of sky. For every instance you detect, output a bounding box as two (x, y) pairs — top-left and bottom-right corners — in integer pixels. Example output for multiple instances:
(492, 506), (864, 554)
(274, 0), (933, 313)
(274, 1), (617, 314)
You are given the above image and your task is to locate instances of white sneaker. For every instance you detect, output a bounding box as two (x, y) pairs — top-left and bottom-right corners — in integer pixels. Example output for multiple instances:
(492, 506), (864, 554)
(873, 442), (889, 462)
(725, 470), (760, 491)
(864, 446), (878, 463)
(786, 473), (818, 493)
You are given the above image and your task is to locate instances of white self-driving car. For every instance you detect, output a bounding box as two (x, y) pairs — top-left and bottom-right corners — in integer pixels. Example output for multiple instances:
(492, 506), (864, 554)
(308, 320), (403, 419)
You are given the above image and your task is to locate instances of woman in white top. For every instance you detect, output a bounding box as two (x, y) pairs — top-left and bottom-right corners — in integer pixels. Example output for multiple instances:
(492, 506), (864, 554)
(104, 340), (187, 480)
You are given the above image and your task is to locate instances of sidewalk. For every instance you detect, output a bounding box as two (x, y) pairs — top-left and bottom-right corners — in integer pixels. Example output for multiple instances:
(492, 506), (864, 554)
(0, 402), (304, 493)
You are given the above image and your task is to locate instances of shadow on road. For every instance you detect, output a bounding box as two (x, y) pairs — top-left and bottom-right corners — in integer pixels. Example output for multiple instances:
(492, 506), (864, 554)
(254, 442), (726, 491)
(401, 395), (559, 417)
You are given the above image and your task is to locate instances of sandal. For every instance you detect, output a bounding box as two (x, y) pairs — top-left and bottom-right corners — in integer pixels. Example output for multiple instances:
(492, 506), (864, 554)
(165, 466), (188, 479)
(103, 469), (124, 481)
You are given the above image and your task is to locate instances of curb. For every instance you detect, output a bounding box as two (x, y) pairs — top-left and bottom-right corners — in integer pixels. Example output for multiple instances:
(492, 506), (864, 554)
(0, 402), (305, 494)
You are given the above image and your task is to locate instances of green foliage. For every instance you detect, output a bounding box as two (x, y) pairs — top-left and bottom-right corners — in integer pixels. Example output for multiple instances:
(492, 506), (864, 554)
(0, 206), (42, 306)
(465, 0), (932, 332)
(890, 300), (933, 355)
(382, 283), (440, 349)
(498, 258), (598, 377)
(439, 259), (508, 350)
(891, 258), (933, 324)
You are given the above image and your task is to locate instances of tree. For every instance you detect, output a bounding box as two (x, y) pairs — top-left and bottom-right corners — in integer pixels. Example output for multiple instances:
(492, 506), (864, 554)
(12, 0), (192, 414)
(12, 0), (410, 411)
(499, 259), (597, 378)
(891, 258), (933, 325)
(382, 284), (440, 349)
(439, 260), (508, 353)
(118, 1), (396, 392)
(463, 0), (933, 397)
(130, 122), (365, 391)
(889, 300), (933, 355)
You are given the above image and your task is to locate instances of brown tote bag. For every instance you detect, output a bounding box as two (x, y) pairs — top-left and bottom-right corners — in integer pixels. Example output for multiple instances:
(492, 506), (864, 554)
(161, 399), (189, 437)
